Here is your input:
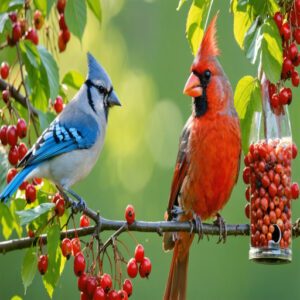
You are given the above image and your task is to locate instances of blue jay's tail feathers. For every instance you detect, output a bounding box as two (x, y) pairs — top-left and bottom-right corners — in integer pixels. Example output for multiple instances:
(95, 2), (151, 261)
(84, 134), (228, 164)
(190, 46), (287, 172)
(0, 165), (35, 203)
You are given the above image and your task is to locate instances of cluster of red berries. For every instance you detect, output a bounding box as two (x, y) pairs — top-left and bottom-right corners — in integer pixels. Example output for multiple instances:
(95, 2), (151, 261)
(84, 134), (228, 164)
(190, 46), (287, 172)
(56, 0), (71, 52)
(243, 139), (299, 249)
(1, 61), (10, 103)
(269, 1), (300, 109)
(127, 244), (152, 279)
(7, 10), (39, 46)
(52, 192), (66, 216)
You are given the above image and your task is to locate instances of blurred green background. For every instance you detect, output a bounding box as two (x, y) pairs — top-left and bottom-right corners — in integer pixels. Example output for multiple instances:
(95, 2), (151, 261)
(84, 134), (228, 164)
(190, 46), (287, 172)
(1, 0), (300, 299)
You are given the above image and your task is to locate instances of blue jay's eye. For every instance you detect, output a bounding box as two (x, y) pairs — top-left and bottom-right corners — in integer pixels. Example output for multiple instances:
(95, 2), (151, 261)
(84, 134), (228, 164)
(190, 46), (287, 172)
(98, 85), (107, 94)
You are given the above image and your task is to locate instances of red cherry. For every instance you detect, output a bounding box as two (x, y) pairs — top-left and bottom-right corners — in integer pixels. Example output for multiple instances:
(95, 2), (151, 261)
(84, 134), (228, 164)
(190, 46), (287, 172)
(273, 12), (283, 29)
(27, 228), (35, 238)
(58, 31), (66, 52)
(25, 184), (36, 203)
(127, 258), (138, 278)
(286, 87), (292, 104)
(72, 237), (81, 256)
(8, 145), (19, 165)
(244, 203), (250, 219)
(80, 214), (90, 227)
(25, 28), (39, 45)
(107, 290), (119, 300)
(294, 53), (300, 66)
(74, 252), (86, 276)
(33, 177), (43, 185)
(1, 62), (10, 79)
(0, 125), (8, 145)
(122, 279), (132, 297)
(8, 12), (17, 23)
(33, 10), (44, 30)
(6, 125), (18, 146)
(61, 238), (72, 258)
(78, 273), (88, 293)
(294, 28), (300, 44)
(134, 244), (145, 263)
(54, 95), (64, 113)
(55, 198), (65, 216)
(16, 118), (27, 138)
(296, 0), (300, 12)
(279, 88), (290, 105)
(125, 205), (135, 225)
(80, 292), (90, 300)
(280, 22), (291, 41)
(291, 183), (299, 199)
(6, 168), (17, 183)
(19, 180), (28, 191)
(118, 290), (128, 300)
(18, 142), (28, 160)
(288, 43), (298, 61)
(268, 82), (276, 99)
(86, 276), (98, 297)
(38, 254), (48, 275)
(139, 257), (152, 278)
(56, 0), (66, 13)
(271, 94), (279, 108)
(62, 29), (70, 43)
(242, 167), (250, 184)
(292, 143), (298, 159)
(268, 183), (277, 198)
(2, 90), (10, 103)
(52, 192), (63, 203)
(291, 71), (300, 87)
(59, 14), (67, 30)
(12, 22), (22, 42)
(93, 287), (106, 300)
(282, 57), (294, 77)
(100, 273), (112, 293)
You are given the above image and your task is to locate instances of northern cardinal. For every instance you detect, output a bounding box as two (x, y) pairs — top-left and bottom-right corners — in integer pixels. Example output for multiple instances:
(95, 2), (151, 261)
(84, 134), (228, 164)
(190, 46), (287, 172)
(163, 14), (241, 300)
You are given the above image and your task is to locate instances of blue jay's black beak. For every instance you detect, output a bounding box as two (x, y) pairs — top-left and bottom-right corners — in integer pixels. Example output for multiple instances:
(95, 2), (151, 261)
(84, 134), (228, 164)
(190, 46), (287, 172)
(108, 90), (121, 106)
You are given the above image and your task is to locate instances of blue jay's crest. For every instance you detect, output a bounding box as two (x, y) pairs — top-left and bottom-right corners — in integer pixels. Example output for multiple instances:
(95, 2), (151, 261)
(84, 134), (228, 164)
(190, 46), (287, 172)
(87, 52), (111, 83)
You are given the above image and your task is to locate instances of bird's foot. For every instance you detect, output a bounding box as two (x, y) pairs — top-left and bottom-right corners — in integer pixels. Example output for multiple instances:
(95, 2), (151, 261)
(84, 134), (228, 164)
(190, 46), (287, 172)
(214, 213), (227, 244)
(71, 197), (86, 213)
(169, 205), (184, 221)
(189, 213), (203, 242)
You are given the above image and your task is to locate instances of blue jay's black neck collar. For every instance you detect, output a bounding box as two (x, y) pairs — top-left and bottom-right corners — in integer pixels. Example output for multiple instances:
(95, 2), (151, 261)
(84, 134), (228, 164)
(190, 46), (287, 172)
(85, 79), (110, 119)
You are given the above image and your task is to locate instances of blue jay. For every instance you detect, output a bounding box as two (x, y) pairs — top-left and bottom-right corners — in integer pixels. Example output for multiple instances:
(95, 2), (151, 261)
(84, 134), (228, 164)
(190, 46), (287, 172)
(0, 53), (121, 209)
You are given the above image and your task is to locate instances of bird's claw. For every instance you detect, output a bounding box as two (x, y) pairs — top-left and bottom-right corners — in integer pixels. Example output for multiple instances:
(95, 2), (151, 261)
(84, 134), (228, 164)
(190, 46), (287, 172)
(170, 205), (184, 221)
(214, 213), (227, 244)
(189, 213), (203, 242)
(71, 197), (86, 213)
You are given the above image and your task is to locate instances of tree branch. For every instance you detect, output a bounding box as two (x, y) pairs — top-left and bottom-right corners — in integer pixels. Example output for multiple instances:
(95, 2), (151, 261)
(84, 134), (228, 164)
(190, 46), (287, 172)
(0, 78), (38, 117)
(1, 217), (300, 254)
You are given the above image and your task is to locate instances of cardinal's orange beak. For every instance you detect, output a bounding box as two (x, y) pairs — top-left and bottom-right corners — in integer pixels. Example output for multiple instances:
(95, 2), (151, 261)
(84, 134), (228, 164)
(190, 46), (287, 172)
(183, 73), (203, 97)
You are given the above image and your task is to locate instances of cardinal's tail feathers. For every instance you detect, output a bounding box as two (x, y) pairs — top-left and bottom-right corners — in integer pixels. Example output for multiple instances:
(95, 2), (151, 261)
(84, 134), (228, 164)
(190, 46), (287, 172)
(164, 242), (189, 300)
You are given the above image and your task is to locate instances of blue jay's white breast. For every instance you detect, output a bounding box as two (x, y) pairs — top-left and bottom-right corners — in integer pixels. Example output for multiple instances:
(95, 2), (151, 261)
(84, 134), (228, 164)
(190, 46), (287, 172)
(28, 125), (106, 188)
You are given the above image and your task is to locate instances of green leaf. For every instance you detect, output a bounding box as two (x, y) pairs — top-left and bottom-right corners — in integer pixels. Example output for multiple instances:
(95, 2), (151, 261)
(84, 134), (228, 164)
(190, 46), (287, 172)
(260, 18), (283, 83)
(21, 247), (37, 294)
(43, 223), (66, 299)
(62, 70), (84, 90)
(19, 40), (40, 68)
(186, 0), (212, 56)
(65, 0), (87, 40)
(8, 0), (23, 10)
(234, 75), (262, 154)
(46, 0), (56, 16)
(0, 12), (9, 34)
(267, 0), (280, 15)
(177, 0), (187, 10)
(232, 0), (255, 49)
(243, 17), (262, 64)
(16, 203), (55, 226)
(0, 0), (10, 13)
(0, 203), (14, 239)
(33, 0), (46, 15)
(10, 198), (26, 238)
(37, 110), (56, 132)
(38, 46), (59, 101)
(0, 146), (9, 191)
(87, 0), (101, 23)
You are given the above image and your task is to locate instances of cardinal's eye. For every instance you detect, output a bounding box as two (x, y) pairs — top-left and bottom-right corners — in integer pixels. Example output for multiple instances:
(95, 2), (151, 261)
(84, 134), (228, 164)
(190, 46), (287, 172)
(204, 69), (211, 81)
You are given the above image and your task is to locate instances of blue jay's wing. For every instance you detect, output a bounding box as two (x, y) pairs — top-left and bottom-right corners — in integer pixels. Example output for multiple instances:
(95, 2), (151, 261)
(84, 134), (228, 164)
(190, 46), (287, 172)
(18, 115), (100, 168)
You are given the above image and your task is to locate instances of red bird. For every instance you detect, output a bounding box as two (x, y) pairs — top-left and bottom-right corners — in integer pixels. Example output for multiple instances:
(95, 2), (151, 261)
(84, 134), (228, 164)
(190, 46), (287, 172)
(163, 14), (241, 300)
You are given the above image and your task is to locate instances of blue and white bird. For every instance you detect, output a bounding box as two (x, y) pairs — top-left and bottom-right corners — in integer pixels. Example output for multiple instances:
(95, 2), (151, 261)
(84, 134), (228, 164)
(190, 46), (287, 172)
(0, 53), (121, 208)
